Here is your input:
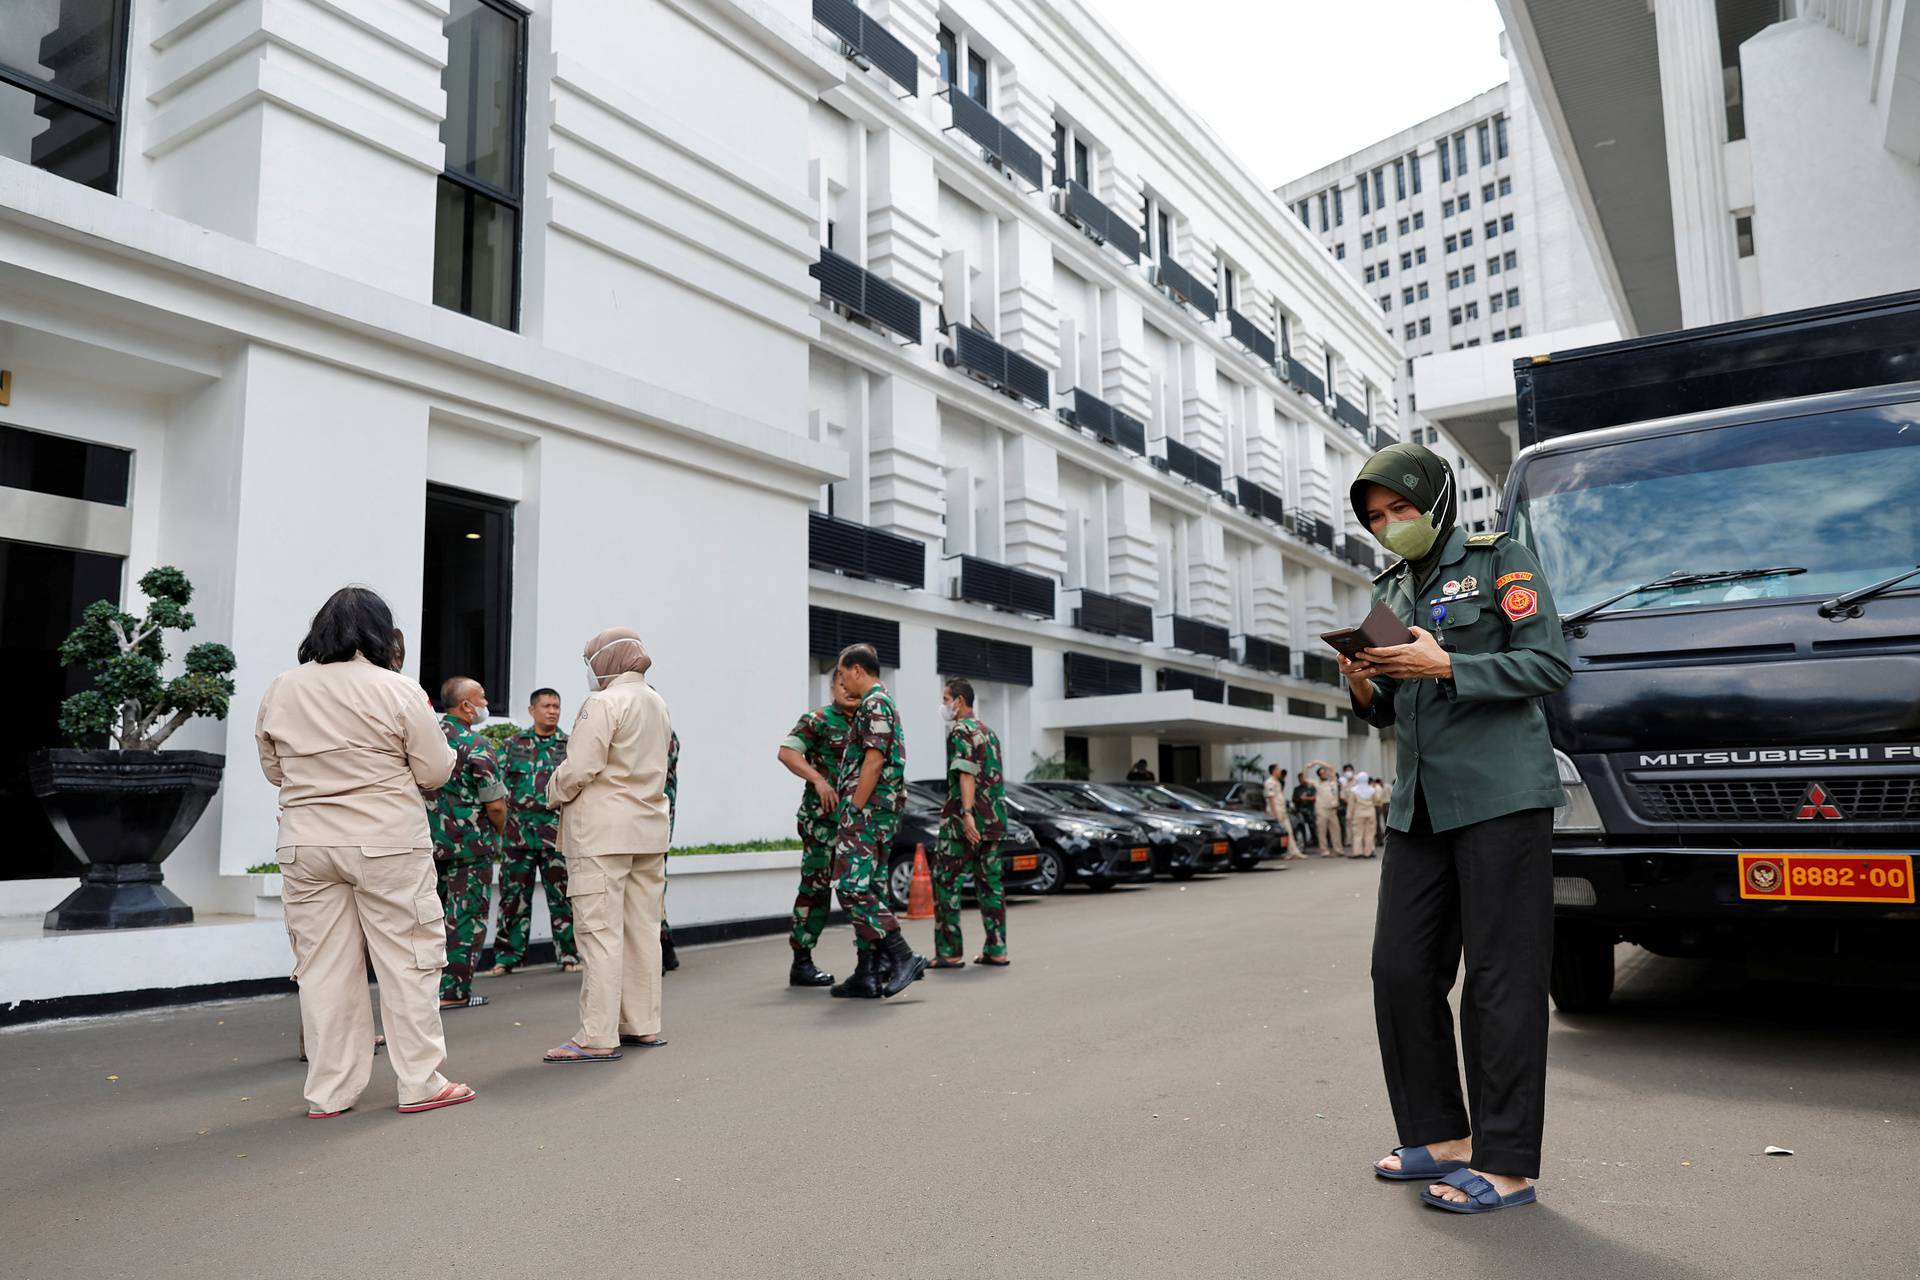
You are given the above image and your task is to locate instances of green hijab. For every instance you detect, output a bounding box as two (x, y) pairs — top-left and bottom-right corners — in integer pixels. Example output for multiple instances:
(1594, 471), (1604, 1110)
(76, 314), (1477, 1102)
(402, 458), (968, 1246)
(1350, 442), (1457, 581)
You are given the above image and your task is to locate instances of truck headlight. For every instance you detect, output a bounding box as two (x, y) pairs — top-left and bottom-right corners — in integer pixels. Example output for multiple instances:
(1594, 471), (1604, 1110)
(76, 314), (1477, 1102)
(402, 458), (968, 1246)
(1553, 749), (1604, 834)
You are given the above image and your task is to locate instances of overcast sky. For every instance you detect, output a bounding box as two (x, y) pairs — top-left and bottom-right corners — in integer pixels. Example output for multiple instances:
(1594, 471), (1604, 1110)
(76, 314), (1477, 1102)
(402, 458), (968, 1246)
(1083, 0), (1510, 188)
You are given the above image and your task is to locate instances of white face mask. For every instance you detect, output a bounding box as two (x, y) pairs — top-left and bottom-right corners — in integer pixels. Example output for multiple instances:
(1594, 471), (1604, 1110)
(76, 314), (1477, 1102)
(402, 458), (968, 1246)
(941, 701), (957, 722)
(583, 637), (645, 693)
(470, 703), (489, 722)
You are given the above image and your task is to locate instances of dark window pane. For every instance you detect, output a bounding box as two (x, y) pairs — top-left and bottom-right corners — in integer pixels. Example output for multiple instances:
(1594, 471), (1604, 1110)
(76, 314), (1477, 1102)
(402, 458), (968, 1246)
(0, 538), (123, 881)
(0, 80), (115, 191)
(966, 51), (987, 105)
(1073, 138), (1088, 187)
(420, 485), (513, 710)
(440, 0), (518, 190)
(433, 178), (517, 328)
(0, 424), (130, 505)
(0, 0), (121, 105)
(937, 26), (956, 84)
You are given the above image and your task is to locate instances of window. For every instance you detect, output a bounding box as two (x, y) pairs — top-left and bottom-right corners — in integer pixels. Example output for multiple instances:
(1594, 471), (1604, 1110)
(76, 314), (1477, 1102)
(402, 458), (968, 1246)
(1401, 286), (1414, 304)
(1334, 243), (1345, 260)
(1415, 246), (1427, 265)
(1158, 208), (1171, 258)
(1449, 307), (1462, 326)
(1419, 317), (1431, 336)
(1490, 295), (1504, 313)
(938, 25), (956, 85)
(1495, 114), (1509, 159)
(1412, 211), (1425, 229)
(1394, 159), (1406, 200)
(1417, 282), (1430, 300)
(1501, 213), (1514, 233)
(1444, 234), (1457, 254)
(1400, 252), (1412, 270)
(1408, 150), (1422, 193)
(1377, 260), (1389, 278)
(1485, 220), (1497, 239)
(1446, 270), (1460, 290)
(1359, 174), (1370, 215)
(1464, 301), (1479, 319)
(433, 0), (528, 331)
(1317, 192), (1328, 231)
(1362, 230), (1373, 250)
(1482, 183), (1495, 202)
(1488, 255), (1501, 276)
(1374, 169), (1385, 209)
(1736, 214), (1755, 258)
(1380, 296), (1391, 313)
(1333, 186), (1343, 225)
(1439, 136), (1451, 182)
(1377, 223), (1389, 242)
(1404, 322), (1418, 340)
(1442, 198), (1454, 218)
(1460, 228), (1473, 247)
(0, 0), (129, 193)
(1220, 261), (1236, 309)
(1073, 137), (1090, 187)
(967, 49), (988, 105)
(1491, 329), (1505, 341)
(1453, 133), (1467, 176)
(1459, 191), (1471, 211)
(1466, 337), (1480, 347)
(421, 483), (514, 713)
(1364, 265), (1375, 284)
(1297, 200), (1311, 227)
(1503, 249), (1517, 270)
(1397, 216), (1410, 235)
(1508, 324), (1522, 337)
(1506, 287), (1520, 307)
(1499, 176), (1512, 196)
(1462, 265), (1475, 284)
(1477, 121), (1491, 166)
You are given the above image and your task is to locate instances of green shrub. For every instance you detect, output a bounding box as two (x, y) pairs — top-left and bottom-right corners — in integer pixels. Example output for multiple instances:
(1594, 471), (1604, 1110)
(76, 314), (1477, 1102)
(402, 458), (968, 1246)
(669, 840), (801, 857)
(476, 721), (521, 747)
(58, 566), (236, 751)
(245, 862), (279, 875)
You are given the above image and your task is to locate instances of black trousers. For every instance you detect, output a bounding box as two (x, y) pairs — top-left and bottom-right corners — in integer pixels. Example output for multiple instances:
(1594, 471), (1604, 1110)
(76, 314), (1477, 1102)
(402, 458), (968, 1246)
(1371, 796), (1553, 1179)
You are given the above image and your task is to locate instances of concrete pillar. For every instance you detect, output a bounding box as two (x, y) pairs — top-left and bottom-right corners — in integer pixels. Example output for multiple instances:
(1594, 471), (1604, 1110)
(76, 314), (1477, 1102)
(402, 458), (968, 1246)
(1105, 477), (1158, 605)
(867, 127), (943, 308)
(1179, 342), (1226, 462)
(869, 374), (945, 556)
(1004, 434), (1068, 587)
(1186, 517), (1232, 626)
(1100, 287), (1152, 420)
(999, 219), (1061, 374)
(1652, 0), (1745, 325)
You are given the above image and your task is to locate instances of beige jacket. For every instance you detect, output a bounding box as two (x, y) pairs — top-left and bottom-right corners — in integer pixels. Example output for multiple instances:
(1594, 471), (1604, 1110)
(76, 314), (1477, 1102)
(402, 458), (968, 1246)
(256, 656), (455, 852)
(548, 672), (674, 855)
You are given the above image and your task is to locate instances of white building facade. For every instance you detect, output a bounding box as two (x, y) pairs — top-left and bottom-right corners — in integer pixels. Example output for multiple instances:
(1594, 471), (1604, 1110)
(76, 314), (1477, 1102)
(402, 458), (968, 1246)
(0, 0), (1394, 992)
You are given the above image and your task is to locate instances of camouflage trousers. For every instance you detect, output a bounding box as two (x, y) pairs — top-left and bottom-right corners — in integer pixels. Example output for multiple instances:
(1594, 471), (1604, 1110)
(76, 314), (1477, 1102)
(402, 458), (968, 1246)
(934, 823), (1006, 960)
(790, 823), (835, 953)
(493, 845), (577, 969)
(832, 807), (900, 945)
(437, 859), (491, 1002)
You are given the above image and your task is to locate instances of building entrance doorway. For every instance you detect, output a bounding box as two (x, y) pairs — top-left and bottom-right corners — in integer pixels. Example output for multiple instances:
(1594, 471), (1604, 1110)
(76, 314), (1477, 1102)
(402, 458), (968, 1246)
(1158, 743), (1201, 786)
(420, 484), (513, 708)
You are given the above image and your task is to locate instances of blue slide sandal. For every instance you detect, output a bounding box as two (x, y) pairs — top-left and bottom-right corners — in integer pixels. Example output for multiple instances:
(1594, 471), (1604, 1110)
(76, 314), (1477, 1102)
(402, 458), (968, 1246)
(1419, 1168), (1537, 1213)
(1374, 1145), (1470, 1182)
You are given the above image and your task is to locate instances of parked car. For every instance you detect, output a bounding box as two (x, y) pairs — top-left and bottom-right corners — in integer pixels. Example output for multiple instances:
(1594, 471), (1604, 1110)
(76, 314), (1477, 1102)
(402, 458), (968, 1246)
(1117, 783), (1289, 869)
(887, 787), (1046, 909)
(1002, 782), (1157, 891)
(1191, 779), (1267, 812)
(1026, 781), (1230, 878)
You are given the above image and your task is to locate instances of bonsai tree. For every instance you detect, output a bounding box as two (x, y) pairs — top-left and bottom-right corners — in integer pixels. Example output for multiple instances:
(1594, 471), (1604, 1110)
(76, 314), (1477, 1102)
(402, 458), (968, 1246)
(57, 566), (236, 751)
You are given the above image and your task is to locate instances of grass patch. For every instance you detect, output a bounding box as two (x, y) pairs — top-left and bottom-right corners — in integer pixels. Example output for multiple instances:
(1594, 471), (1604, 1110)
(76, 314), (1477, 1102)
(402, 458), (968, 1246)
(670, 840), (801, 857)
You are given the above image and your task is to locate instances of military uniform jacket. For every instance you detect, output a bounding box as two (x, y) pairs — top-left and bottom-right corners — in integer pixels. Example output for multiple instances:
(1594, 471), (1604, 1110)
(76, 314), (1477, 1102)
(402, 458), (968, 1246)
(1356, 527), (1571, 833)
(781, 705), (853, 833)
(839, 684), (906, 820)
(501, 727), (566, 851)
(428, 714), (506, 863)
(942, 716), (1008, 837)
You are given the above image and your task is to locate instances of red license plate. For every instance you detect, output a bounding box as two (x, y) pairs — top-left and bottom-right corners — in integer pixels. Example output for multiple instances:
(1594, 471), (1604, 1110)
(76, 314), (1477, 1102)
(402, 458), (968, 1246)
(1737, 853), (1914, 903)
(1211, 841), (1228, 856)
(1011, 854), (1038, 872)
(1130, 847), (1150, 863)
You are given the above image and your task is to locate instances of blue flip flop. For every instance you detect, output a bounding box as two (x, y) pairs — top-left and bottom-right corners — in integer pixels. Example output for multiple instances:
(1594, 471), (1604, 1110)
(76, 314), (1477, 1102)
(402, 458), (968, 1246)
(1374, 1145), (1470, 1182)
(1419, 1168), (1537, 1213)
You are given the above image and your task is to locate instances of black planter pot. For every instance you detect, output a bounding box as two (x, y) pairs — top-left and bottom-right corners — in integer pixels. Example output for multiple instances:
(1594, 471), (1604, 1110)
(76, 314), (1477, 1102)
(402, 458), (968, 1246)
(28, 748), (226, 931)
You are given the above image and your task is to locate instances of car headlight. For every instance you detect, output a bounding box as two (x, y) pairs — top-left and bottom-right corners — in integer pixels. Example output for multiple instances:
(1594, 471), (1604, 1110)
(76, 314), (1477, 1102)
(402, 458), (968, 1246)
(1056, 821), (1102, 840)
(1553, 749), (1604, 834)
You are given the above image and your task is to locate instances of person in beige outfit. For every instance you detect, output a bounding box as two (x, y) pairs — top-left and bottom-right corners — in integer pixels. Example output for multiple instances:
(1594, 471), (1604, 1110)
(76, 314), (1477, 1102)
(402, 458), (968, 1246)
(1346, 771), (1383, 858)
(1307, 760), (1344, 856)
(543, 627), (674, 1064)
(256, 587), (476, 1117)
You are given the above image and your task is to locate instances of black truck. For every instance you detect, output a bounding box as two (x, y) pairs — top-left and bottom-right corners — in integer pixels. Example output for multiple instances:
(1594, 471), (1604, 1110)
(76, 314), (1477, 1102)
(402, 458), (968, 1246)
(1500, 288), (1920, 1011)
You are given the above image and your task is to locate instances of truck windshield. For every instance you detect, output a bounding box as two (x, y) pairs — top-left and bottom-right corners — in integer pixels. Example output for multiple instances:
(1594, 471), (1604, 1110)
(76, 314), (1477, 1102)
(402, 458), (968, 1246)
(1509, 401), (1920, 616)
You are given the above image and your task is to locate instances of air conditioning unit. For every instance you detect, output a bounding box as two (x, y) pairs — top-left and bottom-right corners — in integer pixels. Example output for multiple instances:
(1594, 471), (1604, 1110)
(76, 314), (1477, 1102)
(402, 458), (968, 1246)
(938, 344), (958, 367)
(1050, 188), (1078, 224)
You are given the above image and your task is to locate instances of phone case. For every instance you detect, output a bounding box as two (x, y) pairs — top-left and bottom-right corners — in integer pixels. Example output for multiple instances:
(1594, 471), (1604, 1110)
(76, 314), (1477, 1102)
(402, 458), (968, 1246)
(1320, 601), (1414, 657)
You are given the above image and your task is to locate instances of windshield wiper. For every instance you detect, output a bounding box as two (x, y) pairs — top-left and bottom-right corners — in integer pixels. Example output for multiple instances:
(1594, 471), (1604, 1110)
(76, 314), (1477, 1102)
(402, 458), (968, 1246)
(1561, 567), (1806, 631)
(1818, 564), (1920, 620)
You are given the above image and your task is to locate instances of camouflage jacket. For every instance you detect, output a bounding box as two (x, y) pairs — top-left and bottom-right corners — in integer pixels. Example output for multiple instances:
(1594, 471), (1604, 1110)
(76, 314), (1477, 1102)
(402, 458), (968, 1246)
(429, 714), (506, 863)
(666, 729), (679, 844)
(838, 683), (905, 820)
(500, 727), (566, 851)
(781, 704), (854, 828)
(943, 716), (1008, 836)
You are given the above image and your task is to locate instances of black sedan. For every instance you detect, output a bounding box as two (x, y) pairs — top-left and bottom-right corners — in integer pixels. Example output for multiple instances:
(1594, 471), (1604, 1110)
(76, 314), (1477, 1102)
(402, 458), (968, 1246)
(1025, 781), (1230, 878)
(1114, 783), (1288, 870)
(886, 789), (1047, 909)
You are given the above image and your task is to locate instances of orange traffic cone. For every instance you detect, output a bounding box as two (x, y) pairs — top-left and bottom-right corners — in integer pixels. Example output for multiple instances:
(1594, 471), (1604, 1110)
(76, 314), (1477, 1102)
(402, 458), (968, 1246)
(906, 843), (935, 919)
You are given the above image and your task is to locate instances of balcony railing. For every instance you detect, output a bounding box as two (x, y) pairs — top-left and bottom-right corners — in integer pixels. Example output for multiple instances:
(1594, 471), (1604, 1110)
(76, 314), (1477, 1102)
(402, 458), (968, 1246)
(1064, 651), (1143, 698)
(1299, 652), (1343, 687)
(1287, 696), (1337, 719)
(936, 629), (1035, 686)
(1226, 308), (1276, 365)
(950, 554), (1055, 618)
(1288, 511), (1335, 550)
(1158, 667), (1225, 703)
(943, 323), (1049, 406)
(945, 89), (1044, 190)
(1161, 437), (1223, 493)
(1227, 685), (1275, 712)
(1234, 476), (1284, 524)
(1341, 537), (1378, 571)
(1371, 425), (1398, 449)
(1151, 256), (1217, 320)
(1072, 589), (1154, 642)
(809, 605), (901, 668)
(1334, 394), (1371, 437)
(811, 0), (917, 95)
(1063, 387), (1147, 455)
(1283, 355), (1325, 405)
(810, 248), (921, 343)
(1055, 178), (1141, 262)
(808, 510), (925, 588)
(1169, 614), (1231, 659)
(1238, 634), (1291, 674)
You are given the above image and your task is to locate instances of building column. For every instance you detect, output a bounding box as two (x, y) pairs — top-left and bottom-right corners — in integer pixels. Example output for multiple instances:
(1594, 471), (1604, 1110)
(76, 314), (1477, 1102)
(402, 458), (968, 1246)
(1004, 434), (1068, 587)
(1652, 0), (1744, 326)
(1186, 517), (1231, 626)
(999, 219), (1061, 375)
(867, 128), (944, 308)
(1179, 343), (1226, 462)
(1251, 545), (1290, 641)
(1104, 477), (1157, 605)
(869, 374), (945, 570)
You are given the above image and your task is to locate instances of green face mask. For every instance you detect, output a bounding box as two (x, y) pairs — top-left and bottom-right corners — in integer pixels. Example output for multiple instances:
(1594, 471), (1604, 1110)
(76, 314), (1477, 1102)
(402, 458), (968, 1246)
(1375, 516), (1441, 561)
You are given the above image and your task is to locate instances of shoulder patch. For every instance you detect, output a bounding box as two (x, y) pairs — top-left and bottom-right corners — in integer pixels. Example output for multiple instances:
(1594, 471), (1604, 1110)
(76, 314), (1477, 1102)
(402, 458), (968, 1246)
(1372, 559), (1405, 584)
(1465, 531), (1507, 546)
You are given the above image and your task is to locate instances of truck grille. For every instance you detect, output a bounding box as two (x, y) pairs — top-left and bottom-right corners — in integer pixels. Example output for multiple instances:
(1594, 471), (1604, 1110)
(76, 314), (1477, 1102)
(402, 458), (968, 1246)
(1633, 778), (1920, 823)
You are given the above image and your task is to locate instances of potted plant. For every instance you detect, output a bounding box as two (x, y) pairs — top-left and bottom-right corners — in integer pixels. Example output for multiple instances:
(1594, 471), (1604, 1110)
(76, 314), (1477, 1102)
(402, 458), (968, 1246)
(30, 566), (235, 931)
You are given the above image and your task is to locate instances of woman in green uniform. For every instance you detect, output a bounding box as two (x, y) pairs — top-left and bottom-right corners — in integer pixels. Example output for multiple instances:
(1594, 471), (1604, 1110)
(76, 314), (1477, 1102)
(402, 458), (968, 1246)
(1337, 442), (1571, 1214)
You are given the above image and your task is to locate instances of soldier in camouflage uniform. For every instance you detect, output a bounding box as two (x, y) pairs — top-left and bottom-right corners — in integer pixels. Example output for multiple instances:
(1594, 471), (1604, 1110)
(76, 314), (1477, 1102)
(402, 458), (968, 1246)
(930, 678), (1009, 967)
(483, 688), (578, 977)
(430, 678), (507, 1009)
(775, 669), (861, 986)
(827, 644), (928, 999)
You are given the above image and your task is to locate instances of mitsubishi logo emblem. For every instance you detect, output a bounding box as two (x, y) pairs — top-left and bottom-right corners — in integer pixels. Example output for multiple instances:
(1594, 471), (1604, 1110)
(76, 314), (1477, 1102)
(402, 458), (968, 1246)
(1796, 783), (1844, 820)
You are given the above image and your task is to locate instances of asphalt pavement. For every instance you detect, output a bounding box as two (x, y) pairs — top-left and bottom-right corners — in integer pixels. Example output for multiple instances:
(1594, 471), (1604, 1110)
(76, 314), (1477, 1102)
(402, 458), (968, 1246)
(2, 856), (1915, 1280)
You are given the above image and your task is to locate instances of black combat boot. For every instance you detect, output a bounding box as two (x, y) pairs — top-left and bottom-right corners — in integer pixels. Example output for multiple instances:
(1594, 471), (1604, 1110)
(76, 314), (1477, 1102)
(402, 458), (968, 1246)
(828, 949), (880, 999)
(877, 931), (927, 997)
(789, 948), (835, 987)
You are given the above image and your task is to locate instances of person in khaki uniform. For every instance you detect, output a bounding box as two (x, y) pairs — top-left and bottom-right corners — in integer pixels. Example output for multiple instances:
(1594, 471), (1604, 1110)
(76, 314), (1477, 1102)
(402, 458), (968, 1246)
(1307, 760), (1344, 856)
(255, 587), (476, 1117)
(542, 627), (674, 1064)
(1345, 771), (1382, 858)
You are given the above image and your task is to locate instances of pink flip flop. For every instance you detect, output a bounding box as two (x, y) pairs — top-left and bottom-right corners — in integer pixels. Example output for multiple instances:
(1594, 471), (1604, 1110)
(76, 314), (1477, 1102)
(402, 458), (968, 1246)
(397, 1082), (477, 1113)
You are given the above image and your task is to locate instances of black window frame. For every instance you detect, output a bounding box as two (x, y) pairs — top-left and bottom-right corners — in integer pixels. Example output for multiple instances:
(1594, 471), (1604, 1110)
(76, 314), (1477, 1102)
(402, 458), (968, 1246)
(1477, 121), (1491, 166)
(1408, 150), (1422, 194)
(1394, 158), (1406, 200)
(937, 25), (957, 84)
(0, 0), (132, 194)
(434, 0), (530, 331)
(1495, 114), (1509, 159)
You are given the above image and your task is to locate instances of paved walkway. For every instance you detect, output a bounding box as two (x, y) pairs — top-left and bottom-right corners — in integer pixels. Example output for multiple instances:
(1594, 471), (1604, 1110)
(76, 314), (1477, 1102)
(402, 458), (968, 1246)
(2, 858), (1914, 1279)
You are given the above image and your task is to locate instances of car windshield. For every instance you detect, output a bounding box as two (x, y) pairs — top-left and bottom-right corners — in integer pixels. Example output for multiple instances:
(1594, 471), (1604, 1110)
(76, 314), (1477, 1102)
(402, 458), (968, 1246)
(1008, 784), (1066, 811)
(1509, 401), (1920, 617)
(1162, 785), (1217, 807)
(1142, 786), (1204, 810)
(1080, 783), (1145, 810)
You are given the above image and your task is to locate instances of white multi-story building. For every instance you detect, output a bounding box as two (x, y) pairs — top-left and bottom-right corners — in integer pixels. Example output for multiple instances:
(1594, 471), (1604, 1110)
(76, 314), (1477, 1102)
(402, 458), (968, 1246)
(0, 0), (1395, 993)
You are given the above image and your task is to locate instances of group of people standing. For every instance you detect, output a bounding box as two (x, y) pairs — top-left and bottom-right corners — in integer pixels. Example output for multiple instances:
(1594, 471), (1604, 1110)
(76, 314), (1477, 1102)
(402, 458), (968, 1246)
(1263, 761), (1388, 859)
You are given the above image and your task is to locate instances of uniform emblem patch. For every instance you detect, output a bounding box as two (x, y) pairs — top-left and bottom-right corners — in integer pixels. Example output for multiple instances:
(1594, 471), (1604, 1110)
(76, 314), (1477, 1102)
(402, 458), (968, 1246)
(1460, 576), (1477, 592)
(1402, 473), (1419, 488)
(1495, 571), (1534, 589)
(1443, 579), (1461, 595)
(1501, 585), (1538, 621)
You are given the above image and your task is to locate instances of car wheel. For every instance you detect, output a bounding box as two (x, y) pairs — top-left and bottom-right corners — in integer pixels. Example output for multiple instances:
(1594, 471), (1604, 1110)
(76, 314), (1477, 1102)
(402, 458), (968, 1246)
(1028, 848), (1064, 895)
(886, 857), (914, 911)
(1549, 925), (1616, 1013)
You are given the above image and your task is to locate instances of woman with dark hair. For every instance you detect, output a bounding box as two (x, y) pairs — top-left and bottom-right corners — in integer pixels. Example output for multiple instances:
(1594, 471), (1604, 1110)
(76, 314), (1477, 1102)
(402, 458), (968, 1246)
(256, 587), (476, 1117)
